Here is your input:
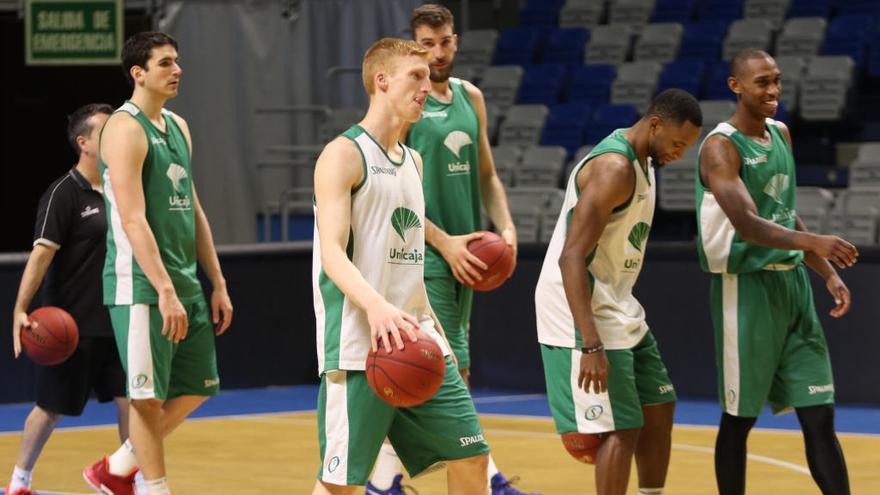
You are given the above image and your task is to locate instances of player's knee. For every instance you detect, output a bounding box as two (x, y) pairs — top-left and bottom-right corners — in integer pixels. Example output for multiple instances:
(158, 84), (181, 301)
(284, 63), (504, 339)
(720, 412), (757, 437)
(642, 402), (675, 432)
(129, 398), (164, 414)
(606, 428), (641, 450)
(449, 452), (489, 473)
(796, 404), (835, 436)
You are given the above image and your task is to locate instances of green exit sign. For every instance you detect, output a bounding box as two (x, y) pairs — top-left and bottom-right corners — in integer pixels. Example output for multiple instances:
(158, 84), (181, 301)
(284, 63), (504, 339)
(25, 0), (123, 65)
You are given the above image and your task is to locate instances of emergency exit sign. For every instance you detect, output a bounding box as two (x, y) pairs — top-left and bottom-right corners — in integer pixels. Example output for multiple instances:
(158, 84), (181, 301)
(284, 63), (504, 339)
(25, 0), (123, 65)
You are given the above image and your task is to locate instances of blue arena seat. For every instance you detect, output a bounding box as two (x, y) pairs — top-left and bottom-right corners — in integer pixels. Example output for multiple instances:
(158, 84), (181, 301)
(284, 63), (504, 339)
(541, 103), (594, 158)
(517, 64), (568, 105)
(678, 20), (729, 62)
(566, 64), (617, 104)
(700, 0), (745, 23)
(656, 60), (707, 98)
(822, 15), (878, 69)
(542, 27), (590, 65)
(493, 27), (545, 66)
(651, 0), (699, 23)
(519, 0), (565, 28)
(586, 104), (640, 144)
(787, 0), (831, 18)
(704, 60), (737, 101)
(837, 0), (880, 16)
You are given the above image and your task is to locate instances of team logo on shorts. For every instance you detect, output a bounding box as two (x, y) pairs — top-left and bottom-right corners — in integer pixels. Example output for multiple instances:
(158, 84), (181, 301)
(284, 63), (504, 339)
(131, 374), (148, 389)
(726, 388), (737, 406)
(328, 456), (340, 473)
(585, 405), (604, 421)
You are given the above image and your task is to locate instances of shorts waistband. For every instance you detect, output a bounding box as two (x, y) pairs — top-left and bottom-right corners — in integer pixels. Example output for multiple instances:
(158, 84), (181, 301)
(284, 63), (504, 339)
(763, 263), (797, 271)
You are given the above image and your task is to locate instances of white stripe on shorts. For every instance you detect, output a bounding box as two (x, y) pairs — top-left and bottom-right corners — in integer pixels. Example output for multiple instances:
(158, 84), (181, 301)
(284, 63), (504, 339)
(722, 274), (740, 415)
(322, 370), (349, 485)
(128, 305), (156, 400)
(571, 348), (616, 433)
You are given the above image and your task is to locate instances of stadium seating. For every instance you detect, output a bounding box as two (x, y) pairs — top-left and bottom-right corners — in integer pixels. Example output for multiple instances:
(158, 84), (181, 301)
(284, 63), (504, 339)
(542, 27), (590, 65)
(585, 24), (634, 64)
(775, 17), (827, 58)
(541, 103), (594, 158)
(611, 61), (663, 112)
(559, 0), (605, 29)
(498, 104), (550, 147)
(635, 22), (684, 63)
(517, 64), (567, 105)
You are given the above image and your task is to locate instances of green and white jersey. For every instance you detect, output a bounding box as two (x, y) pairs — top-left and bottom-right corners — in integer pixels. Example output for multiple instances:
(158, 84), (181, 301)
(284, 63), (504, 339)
(696, 118), (804, 273)
(313, 125), (449, 374)
(536, 129), (654, 350)
(102, 101), (202, 306)
(406, 78), (481, 277)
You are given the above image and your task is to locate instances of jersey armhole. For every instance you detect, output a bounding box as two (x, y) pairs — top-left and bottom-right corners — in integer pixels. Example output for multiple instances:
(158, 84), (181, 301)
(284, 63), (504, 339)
(341, 134), (368, 194)
(575, 151), (636, 213)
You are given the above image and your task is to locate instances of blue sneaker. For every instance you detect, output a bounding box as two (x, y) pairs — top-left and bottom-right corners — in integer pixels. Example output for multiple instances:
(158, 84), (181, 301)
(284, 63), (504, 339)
(491, 472), (540, 495)
(365, 474), (418, 495)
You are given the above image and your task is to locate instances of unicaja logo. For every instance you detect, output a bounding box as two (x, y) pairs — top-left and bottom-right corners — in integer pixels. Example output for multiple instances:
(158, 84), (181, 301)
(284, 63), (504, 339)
(627, 222), (651, 253)
(763, 173), (790, 205)
(166, 163), (188, 193)
(443, 130), (472, 159)
(391, 207), (421, 242)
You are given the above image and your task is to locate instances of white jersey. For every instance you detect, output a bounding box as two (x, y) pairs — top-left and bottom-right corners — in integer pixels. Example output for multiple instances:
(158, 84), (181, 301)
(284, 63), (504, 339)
(535, 129), (654, 350)
(313, 125), (448, 374)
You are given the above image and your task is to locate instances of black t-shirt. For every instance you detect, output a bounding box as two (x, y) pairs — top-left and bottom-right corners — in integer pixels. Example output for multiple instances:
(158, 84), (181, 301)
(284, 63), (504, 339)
(33, 168), (112, 337)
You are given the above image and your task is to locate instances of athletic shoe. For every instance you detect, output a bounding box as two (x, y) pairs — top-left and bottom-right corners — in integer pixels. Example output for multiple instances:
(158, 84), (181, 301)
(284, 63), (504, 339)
(491, 472), (540, 495)
(365, 474), (419, 495)
(4, 484), (35, 495)
(82, 457), (138, 495)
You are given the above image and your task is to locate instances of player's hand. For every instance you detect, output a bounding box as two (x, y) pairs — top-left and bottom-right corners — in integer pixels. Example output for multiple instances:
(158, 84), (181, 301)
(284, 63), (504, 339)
(810, 234), (858, 269)
(501, 225), (518, 274)
(158, 290), (188, 343)
(825, 273), (851, 318)
(367, 300), (420, 353)
(439, 232), (489, 286)
(578, 349), (609, 395)
(211, 286), (233, 336)
(12, 311), (35, 358)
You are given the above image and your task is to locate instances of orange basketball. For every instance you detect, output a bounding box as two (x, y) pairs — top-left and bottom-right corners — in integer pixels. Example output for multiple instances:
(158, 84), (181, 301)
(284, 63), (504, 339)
(466, 231), (515, 292)
(561, 432), (602, 464)
(22, 306), (79, 366)
(366, 336), (446, 408)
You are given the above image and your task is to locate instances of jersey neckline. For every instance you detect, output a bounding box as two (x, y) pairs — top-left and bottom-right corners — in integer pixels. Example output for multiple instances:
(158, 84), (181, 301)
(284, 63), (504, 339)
(354, 124), (407, 167)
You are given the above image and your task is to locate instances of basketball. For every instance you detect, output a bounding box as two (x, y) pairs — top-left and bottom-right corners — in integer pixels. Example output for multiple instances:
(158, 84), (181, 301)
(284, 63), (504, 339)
(466, 231), (515, 292)
(22, 306), (79, 366)
(561, 432), (602, 464)
(366, 335), (446, 408)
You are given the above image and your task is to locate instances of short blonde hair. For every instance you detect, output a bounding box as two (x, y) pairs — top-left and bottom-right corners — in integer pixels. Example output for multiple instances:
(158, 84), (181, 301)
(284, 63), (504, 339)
(362, 37), (429, 95)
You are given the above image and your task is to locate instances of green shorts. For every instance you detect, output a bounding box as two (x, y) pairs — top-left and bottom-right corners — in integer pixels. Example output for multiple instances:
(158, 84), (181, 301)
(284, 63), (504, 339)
(316, 356), (489, 486)
(426, 275), (473, 370)
(541, 331), (676, 434)
(710, 264), (835, 417)
(108, 298), (219, 401)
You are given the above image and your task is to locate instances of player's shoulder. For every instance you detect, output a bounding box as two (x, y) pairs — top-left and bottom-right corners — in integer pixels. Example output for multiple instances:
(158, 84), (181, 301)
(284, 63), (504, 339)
(162, 108), (190, 134)
(700, 133), (740, 167)
(103, 110), (145, 140)
(766, 117), (792, 144)
(321, 134), (362, 162)
(458, 78), (484, 102)
(589, 150), (633, 173)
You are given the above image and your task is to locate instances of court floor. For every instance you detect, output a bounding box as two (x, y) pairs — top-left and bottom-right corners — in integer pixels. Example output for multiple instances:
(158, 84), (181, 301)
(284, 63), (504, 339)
(0, 387), (877, 494)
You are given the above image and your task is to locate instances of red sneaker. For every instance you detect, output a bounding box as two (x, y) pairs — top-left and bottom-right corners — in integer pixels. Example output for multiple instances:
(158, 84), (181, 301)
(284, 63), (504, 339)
(5, 483), (35, 495)
(82, 457), (138, 495)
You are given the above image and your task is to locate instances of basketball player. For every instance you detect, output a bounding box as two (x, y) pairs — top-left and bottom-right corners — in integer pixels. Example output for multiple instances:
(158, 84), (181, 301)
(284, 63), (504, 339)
(536, 89), (703, 495)
(697, 48), (856, 495)
(367, 6), (527, 494)
(82, 32), (233, 495)
(312, 37), (489, 495)
(7, 104), (132, 495)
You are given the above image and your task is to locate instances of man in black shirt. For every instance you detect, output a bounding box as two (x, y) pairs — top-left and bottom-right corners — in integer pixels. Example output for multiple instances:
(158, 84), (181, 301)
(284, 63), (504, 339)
(8, 104), (131, 495)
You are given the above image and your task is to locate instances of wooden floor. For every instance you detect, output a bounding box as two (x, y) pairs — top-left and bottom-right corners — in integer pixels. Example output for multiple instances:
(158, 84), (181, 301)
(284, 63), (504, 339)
(1, 412), (877, 494)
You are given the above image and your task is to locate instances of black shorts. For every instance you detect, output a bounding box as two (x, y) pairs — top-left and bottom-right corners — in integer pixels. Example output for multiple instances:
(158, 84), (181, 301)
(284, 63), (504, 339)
(36, 336), (126, 416)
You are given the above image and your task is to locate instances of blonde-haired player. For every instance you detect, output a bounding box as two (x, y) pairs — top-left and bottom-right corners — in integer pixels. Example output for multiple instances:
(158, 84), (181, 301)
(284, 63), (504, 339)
(311, 37), (490, 495)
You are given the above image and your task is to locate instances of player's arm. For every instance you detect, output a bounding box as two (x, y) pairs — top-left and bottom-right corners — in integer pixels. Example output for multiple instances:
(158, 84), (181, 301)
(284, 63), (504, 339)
(699, 135), (857, 268)
(773, 121), (852, 317)
(315, 137), (419, 352)
(169, 112), (233, 335)
(11, 245), (56, 357)
(101, 113), (188, 343)
(464, 80), (517, 257)
(559, 154), (634, 395)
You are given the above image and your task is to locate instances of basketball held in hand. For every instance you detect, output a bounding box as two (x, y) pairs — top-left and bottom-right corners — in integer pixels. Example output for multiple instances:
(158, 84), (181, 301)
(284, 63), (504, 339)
(22, 306), (79, 366)
(366, 335), (446, 408)
(466, 231), (515, 292)
(561, 432), (602, 464)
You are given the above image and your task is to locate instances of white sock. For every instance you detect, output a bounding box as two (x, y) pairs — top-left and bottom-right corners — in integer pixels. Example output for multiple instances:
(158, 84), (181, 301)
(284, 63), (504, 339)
(145, 477), (171, 495)
(107, 439), (138, 476)
(9, 465), (32, 490)
(639, 488), (664, 494)
(487, 455), (500, 477)
(370, 443), (402, 490)
(134, 471), (149, 495)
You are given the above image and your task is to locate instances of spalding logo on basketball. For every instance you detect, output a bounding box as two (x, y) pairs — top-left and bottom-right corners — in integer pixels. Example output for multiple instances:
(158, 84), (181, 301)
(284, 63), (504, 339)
(22, 306), (79, 366)
(561, 432), (602, 465)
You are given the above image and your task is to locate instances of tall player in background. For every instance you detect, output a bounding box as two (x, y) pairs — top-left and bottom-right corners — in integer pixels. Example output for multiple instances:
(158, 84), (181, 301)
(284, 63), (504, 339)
(83, 32), (233, 495)
(7, 104), (130, 495)
(367, 5), (527, 495)
(312, 37), (490, 495)
(697, 48), (855, 495)
(536, 89), (702, 495)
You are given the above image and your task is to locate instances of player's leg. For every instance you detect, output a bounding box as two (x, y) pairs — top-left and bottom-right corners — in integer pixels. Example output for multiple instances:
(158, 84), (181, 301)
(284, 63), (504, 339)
(91, 336), (131, 442)
(710, 271), (785, 495)
(595, 428), (640, 495)
(772, 265), (850, 494)
(7, 406), (61, 493)
(631, 332), (677, 493)
(390, 356), (491, 494)
(313, 369), (395, 495)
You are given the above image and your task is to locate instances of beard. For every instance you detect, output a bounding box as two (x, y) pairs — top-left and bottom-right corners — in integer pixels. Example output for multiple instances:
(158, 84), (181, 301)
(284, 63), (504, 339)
(430, 60), (454, 83)
(648, 143), (667, 168)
